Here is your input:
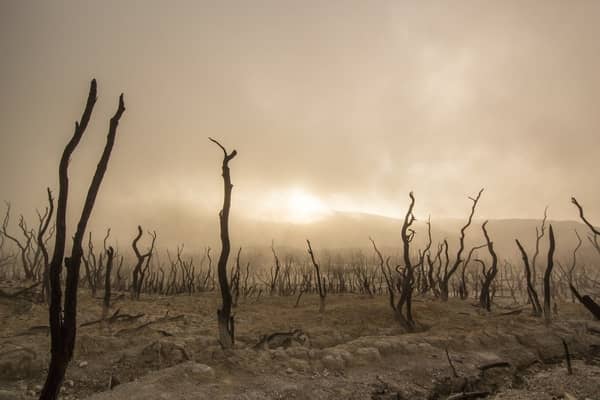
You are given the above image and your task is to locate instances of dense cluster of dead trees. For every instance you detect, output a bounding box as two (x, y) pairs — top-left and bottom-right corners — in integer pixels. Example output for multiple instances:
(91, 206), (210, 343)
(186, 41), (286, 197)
(3, 208), (600, 322)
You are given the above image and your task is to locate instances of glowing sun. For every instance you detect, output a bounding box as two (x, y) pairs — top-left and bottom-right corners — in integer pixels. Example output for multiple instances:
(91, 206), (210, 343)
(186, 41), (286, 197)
(260, 187), (331, 223)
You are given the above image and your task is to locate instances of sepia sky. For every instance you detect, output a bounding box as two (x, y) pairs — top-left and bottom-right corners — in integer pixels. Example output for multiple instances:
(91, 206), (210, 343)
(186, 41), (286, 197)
(1, 0), (600, 235)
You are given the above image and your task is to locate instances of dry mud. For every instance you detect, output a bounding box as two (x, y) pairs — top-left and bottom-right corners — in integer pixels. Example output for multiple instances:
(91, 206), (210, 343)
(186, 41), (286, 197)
(1, 291), (600, 399)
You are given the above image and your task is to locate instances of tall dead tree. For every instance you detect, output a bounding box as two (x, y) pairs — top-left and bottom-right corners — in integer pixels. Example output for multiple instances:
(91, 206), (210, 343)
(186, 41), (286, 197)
(515, 239), (542, 316)
(569, 197), (600, 318)
(307, 239), (327, 313)
(131, 226), (156, 300)
(571, 197), (600, 254)
(543, 224), (556, 324)
(478, 221), (498, 311)
(270, 240), (281, 295)
(370, 237), (395, 310)
(2, 204), (35, 280)
(103, 246), (115, 318)
(210, 137), (237, 349)
(439, 188), (484, 301)
(395, 192), (418, 328)
(531, 207), (548, 288)
(40, 79), (125, 400)
(38, 189), (55, 303)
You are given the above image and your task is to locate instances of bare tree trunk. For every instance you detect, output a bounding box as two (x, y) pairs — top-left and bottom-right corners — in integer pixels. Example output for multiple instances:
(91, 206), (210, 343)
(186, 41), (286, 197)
(38, 189), (54, 303)
(396, 192), (417, 329)
(210, 138), (237, 349)
(440, 189), (484, 301)
(102, 246), (114, 318)
(307, 240), (327, 313)
(515, 239), (542, 316)
(478, 221), (498, 312)
(543, 225), (555, 324)
(40, 80), (125, 400)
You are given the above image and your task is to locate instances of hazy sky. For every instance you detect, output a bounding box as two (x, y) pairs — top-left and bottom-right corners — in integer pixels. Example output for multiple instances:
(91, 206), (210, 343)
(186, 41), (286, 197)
(2, 0), (600, 235)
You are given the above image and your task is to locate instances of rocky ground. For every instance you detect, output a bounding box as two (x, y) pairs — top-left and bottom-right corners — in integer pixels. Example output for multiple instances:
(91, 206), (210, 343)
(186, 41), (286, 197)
(1, 288), (600, 399)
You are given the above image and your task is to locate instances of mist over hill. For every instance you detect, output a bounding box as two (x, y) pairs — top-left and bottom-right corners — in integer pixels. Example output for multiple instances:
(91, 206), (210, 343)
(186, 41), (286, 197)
(84, 203), (599, 267)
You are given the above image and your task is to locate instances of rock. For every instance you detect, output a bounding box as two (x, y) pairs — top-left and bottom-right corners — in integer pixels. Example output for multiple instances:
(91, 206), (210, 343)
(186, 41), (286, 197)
(138, 341), (190, 367)
(372, 340), (393, 354)
(187, 363), (216, 381)
(322, 354), (345, 371)
(324, 348), (353, 366)
(78, 361), (88, 368)
(286, 346), (309, 359)
(65, 380), (74, 388)
(355, 347), (382, 363)
(289, 358), (310, 372)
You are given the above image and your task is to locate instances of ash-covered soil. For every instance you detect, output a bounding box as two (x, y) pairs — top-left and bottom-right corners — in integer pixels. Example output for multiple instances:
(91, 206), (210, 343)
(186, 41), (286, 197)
(1, 290), (600, 400)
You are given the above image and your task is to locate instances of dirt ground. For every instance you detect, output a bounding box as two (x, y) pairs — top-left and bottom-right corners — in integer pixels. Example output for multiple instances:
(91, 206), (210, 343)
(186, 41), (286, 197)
(1, 289), (600, 400)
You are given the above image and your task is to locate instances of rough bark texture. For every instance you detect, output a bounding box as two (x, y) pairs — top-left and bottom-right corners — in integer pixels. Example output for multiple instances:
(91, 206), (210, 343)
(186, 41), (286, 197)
(515, 239), (542, 317)
(40, 80), (125, 400)
(543, 225), (556, 324)
(210, 138), (237, 349)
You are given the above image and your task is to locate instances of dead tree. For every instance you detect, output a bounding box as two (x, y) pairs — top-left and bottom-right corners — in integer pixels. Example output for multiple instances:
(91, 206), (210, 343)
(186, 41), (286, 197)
(395, 192), (418, 328)
(478, 221), (498, 311)
(270, 240), (281, 295)
(230, 247), (242, 306)
(515, 239), (542, 316)
(459, 243), (487, 300)
(40, 79), (125, 400)
(569, 197), (600, 318)
(2, 204), (35, 280)
(543, 224), (556, 324)
(38, 189), (55, 302)
(0, 228), (16, 280)
(370, 237), (395, 310)
(558, 230), (582, 302)
(531, 207), (548, 287)
(571, 197), (600, 254)
(210, 137), (237, 349)
(130, 226), (156, 300)
(82, 232), (101, 297)
(570, 284), (600, 319)
(439, 189), (484, 301)
(306, 239), (327, 313)
(103, 246), (115, 317)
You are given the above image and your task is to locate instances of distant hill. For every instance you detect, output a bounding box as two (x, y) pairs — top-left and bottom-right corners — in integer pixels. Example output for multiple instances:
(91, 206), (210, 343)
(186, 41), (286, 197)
(88, 204), (600, 265)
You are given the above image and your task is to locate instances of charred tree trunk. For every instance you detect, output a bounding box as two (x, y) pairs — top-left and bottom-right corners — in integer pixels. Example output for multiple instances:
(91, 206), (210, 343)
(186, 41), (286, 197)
(130, 226), (155, 300)
(210, 138), (237, 349)
(38, 189), (54, 303)
(543, 225), (556, 324)
(396, 192), (417, 329)
(40, 80), (125, 400)
(570, 284), (600, 319)
(270, 241), (281, 296)
(307, 240), (327, 313)
(478, 221), (498, 312)
(103, 246), (114, 317)
(440, 189), (484, 301)
(515, 239), (542, 316)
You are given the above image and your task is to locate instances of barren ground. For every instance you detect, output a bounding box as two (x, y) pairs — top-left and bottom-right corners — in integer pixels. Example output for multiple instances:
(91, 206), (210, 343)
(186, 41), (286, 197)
(1, 288), (600, 400)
